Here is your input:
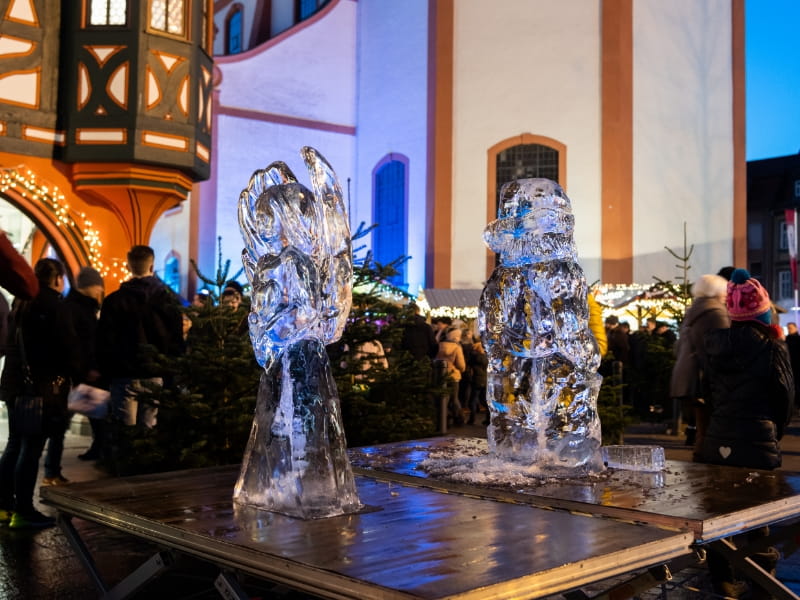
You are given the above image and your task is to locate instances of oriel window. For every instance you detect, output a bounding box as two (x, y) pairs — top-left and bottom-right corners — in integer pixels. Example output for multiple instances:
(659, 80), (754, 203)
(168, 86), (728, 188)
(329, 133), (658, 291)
(88, 0), (127, 26)
(150, 0), (186, 37)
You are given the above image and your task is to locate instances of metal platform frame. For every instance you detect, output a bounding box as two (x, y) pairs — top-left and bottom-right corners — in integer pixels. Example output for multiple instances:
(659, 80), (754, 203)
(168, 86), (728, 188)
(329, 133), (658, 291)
(40, 437), (800, 600)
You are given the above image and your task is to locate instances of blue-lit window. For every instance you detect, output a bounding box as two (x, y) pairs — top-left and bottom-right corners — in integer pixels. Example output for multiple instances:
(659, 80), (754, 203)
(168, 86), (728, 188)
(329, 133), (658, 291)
(226, 7), (243, 54)
(373, 159), (407, 287)
(297, 0), (320, 20)
(164, 252), (181, 295)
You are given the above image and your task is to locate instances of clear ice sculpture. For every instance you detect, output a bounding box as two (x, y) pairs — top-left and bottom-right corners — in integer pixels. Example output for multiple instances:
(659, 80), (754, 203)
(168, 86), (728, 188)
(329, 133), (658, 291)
(233, 146), (362, 518)
(478, 178), (604, 473)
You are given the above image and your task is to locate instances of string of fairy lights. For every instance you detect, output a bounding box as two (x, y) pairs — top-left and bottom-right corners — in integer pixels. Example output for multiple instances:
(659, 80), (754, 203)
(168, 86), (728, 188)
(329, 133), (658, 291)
(415, 283), (682, 328)
(0, 167), (129, 282)
(0, 167), (690, 322)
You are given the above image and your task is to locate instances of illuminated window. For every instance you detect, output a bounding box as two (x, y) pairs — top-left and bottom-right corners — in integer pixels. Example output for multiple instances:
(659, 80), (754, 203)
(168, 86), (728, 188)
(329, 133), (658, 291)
(373, 157), (408, 287)
(150, 0), (185, 37)
(89, 0), (127, 26)
(495, 143), (559, 213)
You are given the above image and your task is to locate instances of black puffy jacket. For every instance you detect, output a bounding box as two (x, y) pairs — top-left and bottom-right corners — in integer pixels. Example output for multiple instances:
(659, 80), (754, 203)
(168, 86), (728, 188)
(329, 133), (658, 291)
(701, 321), (794, 470)
(97, 276), (183, 379)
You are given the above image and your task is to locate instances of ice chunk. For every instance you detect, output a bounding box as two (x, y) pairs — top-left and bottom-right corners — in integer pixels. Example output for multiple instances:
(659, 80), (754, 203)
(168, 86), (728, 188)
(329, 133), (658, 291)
(601, 445), (666, 472)
(234, 147), (361, 519)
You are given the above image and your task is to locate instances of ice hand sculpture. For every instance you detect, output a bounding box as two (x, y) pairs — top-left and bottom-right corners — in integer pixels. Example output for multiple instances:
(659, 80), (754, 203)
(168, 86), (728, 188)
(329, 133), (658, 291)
(478, 179), (603, 473)
(233, 147), (362, 518)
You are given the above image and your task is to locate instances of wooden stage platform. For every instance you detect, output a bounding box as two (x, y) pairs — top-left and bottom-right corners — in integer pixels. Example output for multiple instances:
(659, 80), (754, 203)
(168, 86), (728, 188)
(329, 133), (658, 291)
(40, 437), (800, 599)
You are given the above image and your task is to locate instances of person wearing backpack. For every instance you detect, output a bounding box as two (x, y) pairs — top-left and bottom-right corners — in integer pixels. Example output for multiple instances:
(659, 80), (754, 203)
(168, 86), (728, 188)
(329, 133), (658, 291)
(97, 245), (183, 429)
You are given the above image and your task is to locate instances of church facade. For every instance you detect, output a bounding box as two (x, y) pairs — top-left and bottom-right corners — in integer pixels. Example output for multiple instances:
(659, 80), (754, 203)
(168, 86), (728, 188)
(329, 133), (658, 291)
(0, 0), (745, 298)
(201, 0), (744, 295)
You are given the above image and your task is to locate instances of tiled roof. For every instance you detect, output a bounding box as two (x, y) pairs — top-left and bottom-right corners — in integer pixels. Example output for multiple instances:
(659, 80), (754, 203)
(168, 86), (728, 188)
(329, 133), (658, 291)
(422, 288), (483, 308)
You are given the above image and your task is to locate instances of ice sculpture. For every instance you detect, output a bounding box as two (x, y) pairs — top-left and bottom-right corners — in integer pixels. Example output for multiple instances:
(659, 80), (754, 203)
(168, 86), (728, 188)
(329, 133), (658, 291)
(233, 146), (362, 518)
(478, 178), (603, 473)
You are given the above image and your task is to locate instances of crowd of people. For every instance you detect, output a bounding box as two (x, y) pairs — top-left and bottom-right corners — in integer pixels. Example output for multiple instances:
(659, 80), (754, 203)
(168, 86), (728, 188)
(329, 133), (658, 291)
(0, 239), (245, 529)
(398, 308), (488, 428)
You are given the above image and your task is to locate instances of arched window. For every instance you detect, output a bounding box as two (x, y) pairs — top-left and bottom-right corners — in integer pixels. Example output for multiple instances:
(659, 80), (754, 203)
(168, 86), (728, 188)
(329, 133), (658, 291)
(486, 134), (566, 277)
(495, 143), (559, 213)
(164, 251), (181, 295)
(373, 156), (408, 287)
(226, 5), (243, 54)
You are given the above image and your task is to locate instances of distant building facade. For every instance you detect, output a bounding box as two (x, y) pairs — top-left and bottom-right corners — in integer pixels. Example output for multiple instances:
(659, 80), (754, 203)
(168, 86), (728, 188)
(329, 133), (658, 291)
(746, 153), (800, 310)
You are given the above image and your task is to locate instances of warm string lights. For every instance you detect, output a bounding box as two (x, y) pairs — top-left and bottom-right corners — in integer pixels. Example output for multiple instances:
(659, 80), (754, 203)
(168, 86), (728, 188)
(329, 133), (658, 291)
(353, 280), (415, 305)
(0, 167), (128, 282)
(412, 284), (679, 329)
(414, 290), (479, 321)
(593, 283), (680, 329)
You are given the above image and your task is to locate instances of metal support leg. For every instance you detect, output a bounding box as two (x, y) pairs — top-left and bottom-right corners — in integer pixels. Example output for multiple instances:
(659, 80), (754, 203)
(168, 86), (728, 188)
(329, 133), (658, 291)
(57, 514), (109, 595)
(709, 537), (800, 600)
(57, 513), (175, 599)
(215, 571), (249, 600)
(103, 550), (174, 600)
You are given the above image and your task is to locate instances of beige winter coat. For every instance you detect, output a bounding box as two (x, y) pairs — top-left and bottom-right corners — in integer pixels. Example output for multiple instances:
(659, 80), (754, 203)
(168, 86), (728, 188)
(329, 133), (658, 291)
(436, 340), (466, 381)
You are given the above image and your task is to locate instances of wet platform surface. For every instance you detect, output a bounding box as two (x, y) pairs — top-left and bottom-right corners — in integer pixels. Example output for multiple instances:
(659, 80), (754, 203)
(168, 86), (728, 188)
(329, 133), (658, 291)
(4, 416), (800, 598)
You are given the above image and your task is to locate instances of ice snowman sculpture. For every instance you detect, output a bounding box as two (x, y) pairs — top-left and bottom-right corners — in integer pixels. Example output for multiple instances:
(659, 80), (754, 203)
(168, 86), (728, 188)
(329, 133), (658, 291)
(233, 147), (362, 518)
(478, 178), (603, 472)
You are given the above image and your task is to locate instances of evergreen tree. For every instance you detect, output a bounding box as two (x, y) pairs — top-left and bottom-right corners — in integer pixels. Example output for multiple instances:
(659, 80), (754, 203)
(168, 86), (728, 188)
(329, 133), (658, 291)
(106, 303), (259, 475)
(328, 228), (440, 446)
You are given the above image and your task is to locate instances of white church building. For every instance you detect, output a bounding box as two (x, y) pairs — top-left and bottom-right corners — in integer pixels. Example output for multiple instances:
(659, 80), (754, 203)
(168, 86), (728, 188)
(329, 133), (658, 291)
(151, 0), (745, 297)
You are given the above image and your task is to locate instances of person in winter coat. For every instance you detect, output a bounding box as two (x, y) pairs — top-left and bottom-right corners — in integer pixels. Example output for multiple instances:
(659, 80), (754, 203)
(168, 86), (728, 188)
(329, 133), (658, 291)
(97, 245), (183, 429)
(587, 292), (607, 357)
(400, 303), (437, 363)
(669, 274), (730, 458)
(65, 267), (106, 461)
(436, 327), (466, 425)
(0, 258), (79, 528)
(701, 269), (793, 470)
(468, 340), (489, 425)
(701, 268), (794, 597)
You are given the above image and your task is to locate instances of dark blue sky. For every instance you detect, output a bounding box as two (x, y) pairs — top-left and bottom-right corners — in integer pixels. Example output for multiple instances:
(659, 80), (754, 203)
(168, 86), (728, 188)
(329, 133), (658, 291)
(746, 0), (800, 161)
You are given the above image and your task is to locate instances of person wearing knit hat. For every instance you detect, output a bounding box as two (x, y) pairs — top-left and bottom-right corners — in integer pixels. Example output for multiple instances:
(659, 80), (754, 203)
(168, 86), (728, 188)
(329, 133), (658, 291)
(702, 266), (792, 470)
(75, 267), (104, 303)
(701, 267), (794, 593)
(669, 273), (730, 458)
(725, 268), (773, 326)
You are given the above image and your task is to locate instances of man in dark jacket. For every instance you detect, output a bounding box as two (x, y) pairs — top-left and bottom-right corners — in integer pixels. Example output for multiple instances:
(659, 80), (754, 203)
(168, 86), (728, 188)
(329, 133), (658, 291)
(97, 245), (183, 428)
(0, 258), (79, 528)
(400, 304), (437, 362)
(64, 267), (106, 460)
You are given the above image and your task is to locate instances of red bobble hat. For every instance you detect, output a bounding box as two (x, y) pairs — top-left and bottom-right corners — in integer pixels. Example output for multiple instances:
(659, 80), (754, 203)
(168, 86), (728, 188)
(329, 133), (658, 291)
(726, 268), (772, 324)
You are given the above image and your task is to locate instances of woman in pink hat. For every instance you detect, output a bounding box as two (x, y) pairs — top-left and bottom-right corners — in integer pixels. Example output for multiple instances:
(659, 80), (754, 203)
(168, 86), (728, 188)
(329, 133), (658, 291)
(702, 268), (793, 470)
(702, 268), (794, 596)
